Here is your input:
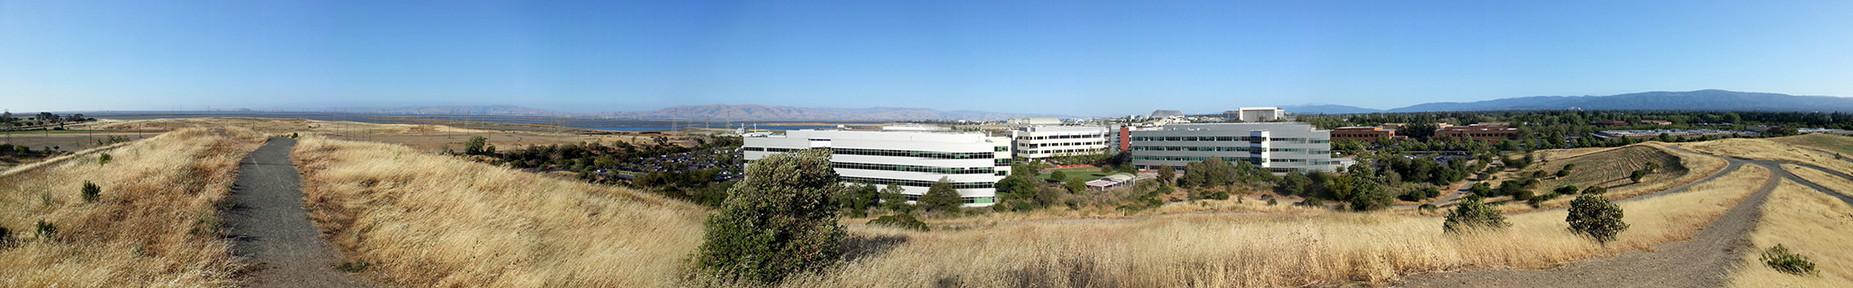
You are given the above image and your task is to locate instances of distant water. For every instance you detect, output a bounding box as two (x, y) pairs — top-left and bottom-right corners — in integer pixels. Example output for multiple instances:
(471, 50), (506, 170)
(80, 111), (870, 132)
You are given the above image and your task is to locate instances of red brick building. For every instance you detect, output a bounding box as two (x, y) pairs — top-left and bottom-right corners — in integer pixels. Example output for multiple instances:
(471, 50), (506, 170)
(1331, 127), (1402, 142)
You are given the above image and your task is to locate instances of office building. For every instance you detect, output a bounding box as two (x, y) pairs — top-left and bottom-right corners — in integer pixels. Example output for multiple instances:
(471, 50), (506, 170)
(1435, 125), (1518, 142)
(1330, 127), (1402, 142)
(743, 130), (1010, 206)
(1128, 122), (1351, 174)
(1011, 126), (1111, 160)
(1225, 107), (1286, 122)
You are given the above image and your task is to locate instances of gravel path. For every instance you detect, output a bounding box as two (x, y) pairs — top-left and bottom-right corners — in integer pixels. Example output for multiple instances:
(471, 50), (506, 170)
(1398, 148), (1847, 288)
(223, 138), (370, 287)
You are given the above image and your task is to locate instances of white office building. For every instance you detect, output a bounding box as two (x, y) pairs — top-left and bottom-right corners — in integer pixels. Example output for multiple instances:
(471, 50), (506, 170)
(1010, 126), (1111, 160)
(743, 130), (1011, 207)
(1227, 107), (1286, 122)
(1129, 122), (1351, 174)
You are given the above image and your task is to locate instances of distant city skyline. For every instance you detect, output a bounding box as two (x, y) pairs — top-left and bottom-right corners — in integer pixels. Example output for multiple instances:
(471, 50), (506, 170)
(4, 1), (1852, 115)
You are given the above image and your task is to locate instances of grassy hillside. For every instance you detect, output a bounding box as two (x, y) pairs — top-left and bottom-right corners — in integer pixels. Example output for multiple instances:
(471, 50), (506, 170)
(1728, 177), (1853, 286)
(774, 165), (1768, 287)
(0, 128), (262, 287)
(1500, 143), (1726, 211)
(1770, 134), (1853, 156)
(1683, 138), (1853, 175)
(290, 137), (707, 287)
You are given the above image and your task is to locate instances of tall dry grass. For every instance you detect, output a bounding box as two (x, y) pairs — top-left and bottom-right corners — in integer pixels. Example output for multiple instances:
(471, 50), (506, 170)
(289, 136), (707, 287)
(0, 128), (262, 287)
(777, 165), (1770, 287)
(1683, 138), (1853, 175)
(1728, 179), (1853, 287)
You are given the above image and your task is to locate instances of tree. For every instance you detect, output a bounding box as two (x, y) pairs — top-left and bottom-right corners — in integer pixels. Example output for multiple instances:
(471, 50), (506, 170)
(878, 184), (912, 212)
(1443, 197), (1510, 233)
(1064, 180), (1087, 194)
(1049, 170), (1069, 183)
(1554, 169), (1571, 178)
(1275, 171), (1309, 196)
(1348, 181), (1392, 211)
(1157, 166), (1175, 185)
(1567, 195), (1629, 244)
(695, 149), (846, 284)
(919, 177), (962, 212)
(464, 136), (489, 155)
(1553, 185), (1579, 196)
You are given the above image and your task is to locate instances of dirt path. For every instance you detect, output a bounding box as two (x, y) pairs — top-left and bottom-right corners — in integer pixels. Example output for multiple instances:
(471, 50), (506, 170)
(223, 138), (370, 287)
(1399, 148), (1846, 288)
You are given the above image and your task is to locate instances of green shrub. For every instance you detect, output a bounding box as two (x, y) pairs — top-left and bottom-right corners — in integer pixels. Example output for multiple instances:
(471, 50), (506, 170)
(1629, 170), (1647, 183)
(919, 178), (963, 213)
(867, 213), (929, 232)
(1567, 195), (1628, 244)
(0, 226), (11, 247)
(1266, 198), (1278, 206)
(1443, 197), (1510, 233)
(98, 153), (112, 165)
(1418, 203), (1438, 212)
(35, 220), (56, 240)
(1583, 186), (1608, 195)
(1760, 244), (1817, 276)
(81, 181), (101, 203)
(694, 149), (845, 284)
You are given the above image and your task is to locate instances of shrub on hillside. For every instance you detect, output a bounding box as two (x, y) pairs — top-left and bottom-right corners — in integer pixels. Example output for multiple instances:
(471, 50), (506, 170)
(1583, 186), (1608, 195)
(694, 149), (846, 284)
(1760, 244), (1817, 276)
(98, 153), (112, 165)
(0, 226), (11, 248)
(81, 181), (101, 203)
(1567, 194), (1629, 244)
(867, 213), (929, 232)
(35, 220), (55, 240)
(920, 178), (963, 213)
(1443, 197), (1510, 233)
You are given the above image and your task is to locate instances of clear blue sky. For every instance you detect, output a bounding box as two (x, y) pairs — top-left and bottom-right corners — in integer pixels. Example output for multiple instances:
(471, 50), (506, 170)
(4, 1), (1852, 116)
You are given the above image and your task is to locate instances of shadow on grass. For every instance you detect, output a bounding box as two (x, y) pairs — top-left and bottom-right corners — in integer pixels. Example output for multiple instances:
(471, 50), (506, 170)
(840, 234), (908, 263)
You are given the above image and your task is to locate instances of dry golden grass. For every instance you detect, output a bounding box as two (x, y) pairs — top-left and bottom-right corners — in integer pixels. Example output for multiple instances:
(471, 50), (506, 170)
(1727, 179), (1853, 287)
(0, 128), (263, 287)
(289, 136), (708, 287)
(1683, 138), (1853, 175)
(1770, 134), (1853, 156)
(775, 165), (1770, 287)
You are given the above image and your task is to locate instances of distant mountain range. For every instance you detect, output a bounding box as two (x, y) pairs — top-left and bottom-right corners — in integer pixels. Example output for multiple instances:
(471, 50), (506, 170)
(295, 90), (1853, 120)
(298, 104), (1070, 121)
(1281, 90), (1853, 114)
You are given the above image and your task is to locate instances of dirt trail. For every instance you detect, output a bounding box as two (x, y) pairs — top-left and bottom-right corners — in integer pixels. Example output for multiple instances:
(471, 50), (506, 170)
(223, 138), (370, 287)
(1399, 148), (1849, 287)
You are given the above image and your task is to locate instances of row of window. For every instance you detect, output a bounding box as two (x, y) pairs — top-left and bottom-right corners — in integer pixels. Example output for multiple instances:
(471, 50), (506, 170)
(1024, 148), (1106, 155)
(744, 146), (1000, 160)
(898, 195), (997, 204)
(1016, 134), (1106, 140)
(1128, 136), (1329, 144)
(843, 176), (995, 189)
(1020, 141), (1106, 148)
(1132, 156), (1336, 165)
(1130, 146), (1329, 154)
(833, 162), (996, 175)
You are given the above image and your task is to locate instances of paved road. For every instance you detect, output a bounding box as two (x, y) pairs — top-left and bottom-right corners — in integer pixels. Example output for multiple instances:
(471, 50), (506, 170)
(222, 138), (369, 287)
(1398, 147), (1852, 287)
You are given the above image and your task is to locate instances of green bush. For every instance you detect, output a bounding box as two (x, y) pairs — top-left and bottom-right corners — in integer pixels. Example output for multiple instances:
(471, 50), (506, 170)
(694, 149), (845, 284)
(98, 153), (112, 166)
(1418, 203), (1438, 212)
(0, 226), (11, 247)
(867, 213), (929, 232)
(81, 181), (101, 203)
(919, 178), (963, 213)
(35, 220), (55, 240)
(1760, 244), (1817, 276)
(1567, 195), (1628, 244)
(1443, 197), (1510, 233)
(1583, 186), (1608, 195)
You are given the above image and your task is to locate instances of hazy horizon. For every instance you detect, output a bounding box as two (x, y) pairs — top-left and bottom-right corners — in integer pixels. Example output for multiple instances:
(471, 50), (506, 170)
(5, 1), (1852, 115)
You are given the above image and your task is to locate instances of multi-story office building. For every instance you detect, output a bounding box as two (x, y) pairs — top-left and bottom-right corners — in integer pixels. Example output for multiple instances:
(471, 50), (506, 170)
(1331, 126), (1404, 142)
(1435, 125), (1518, 142)
(1128, 122), (1351, 174)
(1011, 126), (1111, 160)
(743, 130), (1011, 207)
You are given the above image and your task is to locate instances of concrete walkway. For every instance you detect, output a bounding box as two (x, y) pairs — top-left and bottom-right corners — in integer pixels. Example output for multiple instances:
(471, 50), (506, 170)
(222, 138), (370, 287)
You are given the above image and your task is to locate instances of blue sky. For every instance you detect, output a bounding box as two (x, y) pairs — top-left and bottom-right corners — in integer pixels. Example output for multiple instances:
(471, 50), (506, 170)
(3, 1), (1851, 116)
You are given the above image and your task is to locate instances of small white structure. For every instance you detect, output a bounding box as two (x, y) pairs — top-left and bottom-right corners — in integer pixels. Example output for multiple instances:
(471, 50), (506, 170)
(1227, 107), (1285, 122)
(1085, 173), (1138, 191)
(1008, 117), (1063, 125)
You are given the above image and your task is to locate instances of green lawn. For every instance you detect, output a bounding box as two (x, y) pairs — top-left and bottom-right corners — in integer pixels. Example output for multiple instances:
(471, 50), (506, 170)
(1039, 167), (1114, 183)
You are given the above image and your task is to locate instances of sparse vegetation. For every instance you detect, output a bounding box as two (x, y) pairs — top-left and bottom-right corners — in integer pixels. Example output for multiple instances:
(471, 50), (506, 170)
(80, 181), (99, 203)
(867, 213), (929, 231)
(0, 128), (259, 286)
(1761, 244), (1817, 276)
(1444, 197), (1510, 233)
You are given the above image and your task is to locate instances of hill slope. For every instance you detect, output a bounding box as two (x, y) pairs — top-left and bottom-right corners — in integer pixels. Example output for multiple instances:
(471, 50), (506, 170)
(1389, 90), (1853, 112)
